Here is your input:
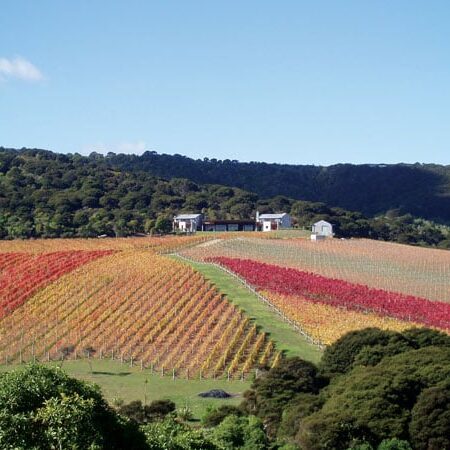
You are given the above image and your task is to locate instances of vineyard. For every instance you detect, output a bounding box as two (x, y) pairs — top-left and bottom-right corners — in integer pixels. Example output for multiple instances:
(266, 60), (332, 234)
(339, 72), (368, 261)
(179, 237), (450, 346)
(0, 237), (277, 378)
(182, 237), (450, 302)
(1, 233), (449, 377)
(0, 234), (209, 254)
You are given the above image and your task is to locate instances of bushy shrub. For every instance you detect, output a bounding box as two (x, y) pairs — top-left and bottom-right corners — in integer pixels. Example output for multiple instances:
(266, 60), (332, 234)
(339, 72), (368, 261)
(118, 399), (176, 424)
(210, 414), (267, 450)
(143, 416), (217, 450)
(202, 405), (243, 427)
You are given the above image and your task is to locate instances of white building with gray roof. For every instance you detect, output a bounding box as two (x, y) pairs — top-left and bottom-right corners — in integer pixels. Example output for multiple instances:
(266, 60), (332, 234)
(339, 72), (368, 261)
(258, 213), (291, 232)
(173, 214), (203, 233)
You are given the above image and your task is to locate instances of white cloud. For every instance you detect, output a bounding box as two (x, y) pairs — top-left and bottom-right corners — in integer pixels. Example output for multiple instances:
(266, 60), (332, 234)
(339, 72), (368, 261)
(81, 140), (147, 155)
(0, 56), (44, 82)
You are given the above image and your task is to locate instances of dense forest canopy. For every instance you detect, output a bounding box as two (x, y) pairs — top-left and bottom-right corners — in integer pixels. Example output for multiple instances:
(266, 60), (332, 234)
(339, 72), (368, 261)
(0, 147), (449, 247)
(107, 151), (450, 224)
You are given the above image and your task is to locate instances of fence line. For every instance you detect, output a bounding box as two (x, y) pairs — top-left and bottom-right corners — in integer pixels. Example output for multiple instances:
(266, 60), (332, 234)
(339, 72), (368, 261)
(172, 252), (325, 349)
(3, 351), (262, 381)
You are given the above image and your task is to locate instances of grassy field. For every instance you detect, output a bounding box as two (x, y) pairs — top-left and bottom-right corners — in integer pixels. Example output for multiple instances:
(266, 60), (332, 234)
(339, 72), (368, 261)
(175, 256), (323, 364)
(0, 359), (250, 420)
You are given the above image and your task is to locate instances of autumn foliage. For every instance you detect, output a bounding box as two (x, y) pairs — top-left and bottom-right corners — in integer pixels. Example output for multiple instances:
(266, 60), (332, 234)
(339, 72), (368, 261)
(0, 250), (113, 318)
(211, 257), (450, 330)
(0, 237), (275, 377)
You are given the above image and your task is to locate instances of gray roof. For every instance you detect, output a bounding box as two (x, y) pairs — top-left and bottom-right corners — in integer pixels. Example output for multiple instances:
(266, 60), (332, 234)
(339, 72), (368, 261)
(174, 214), (202, 220)
(313, 220), (332, 226)
(259, 213), (288, 219)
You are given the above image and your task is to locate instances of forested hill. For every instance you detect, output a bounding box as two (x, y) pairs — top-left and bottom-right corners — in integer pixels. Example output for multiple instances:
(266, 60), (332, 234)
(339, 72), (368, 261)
(0, 147), (449, 247)
(109, 151), (450, 223)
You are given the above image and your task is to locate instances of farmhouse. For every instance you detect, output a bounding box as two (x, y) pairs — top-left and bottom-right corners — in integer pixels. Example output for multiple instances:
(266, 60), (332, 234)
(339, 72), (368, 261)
(203, 219), (256, 232)
(173, 214), (203, 233)
(173, 212), (292, 233)
(311, 220), (333, 240)
(258, 213), (292, 232)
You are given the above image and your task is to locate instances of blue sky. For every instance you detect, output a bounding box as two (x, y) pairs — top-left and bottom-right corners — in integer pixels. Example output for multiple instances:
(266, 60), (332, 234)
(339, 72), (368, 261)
(1, 1), (449, 165)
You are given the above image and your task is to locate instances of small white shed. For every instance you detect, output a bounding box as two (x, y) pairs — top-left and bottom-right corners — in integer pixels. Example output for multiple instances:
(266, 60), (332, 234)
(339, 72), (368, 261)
(259, 213), (292, 232)
(311, 220), (333, 237)
(173, 214), (203, 233)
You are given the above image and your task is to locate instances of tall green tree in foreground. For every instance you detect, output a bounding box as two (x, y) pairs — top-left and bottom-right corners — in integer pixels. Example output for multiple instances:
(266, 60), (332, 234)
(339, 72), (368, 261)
(0, 365), (147, 450)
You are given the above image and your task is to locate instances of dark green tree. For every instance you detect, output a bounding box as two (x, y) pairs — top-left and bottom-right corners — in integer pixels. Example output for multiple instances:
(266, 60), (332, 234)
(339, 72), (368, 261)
(409, 381), (450, 450)
(154, 215), (173, 234)
(242, 357), (326, 438)
(0, 364), (147, 449)
(297, 347), (450, 450)
(319, 328), (404, 377)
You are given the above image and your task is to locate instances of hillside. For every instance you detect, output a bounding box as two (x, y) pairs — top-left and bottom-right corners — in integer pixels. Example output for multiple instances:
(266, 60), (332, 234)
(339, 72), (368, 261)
(108, 151), (450, 223)
(0, 147), (449, 247)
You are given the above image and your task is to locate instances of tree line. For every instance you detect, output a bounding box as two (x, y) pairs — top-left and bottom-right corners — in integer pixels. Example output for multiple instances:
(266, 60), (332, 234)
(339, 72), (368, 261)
(107, 150), (450, 224)
(0, 148), (449, 248)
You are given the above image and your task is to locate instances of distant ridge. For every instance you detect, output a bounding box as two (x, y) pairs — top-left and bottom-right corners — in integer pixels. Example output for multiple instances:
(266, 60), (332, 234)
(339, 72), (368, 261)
(108, 151), (450, 223)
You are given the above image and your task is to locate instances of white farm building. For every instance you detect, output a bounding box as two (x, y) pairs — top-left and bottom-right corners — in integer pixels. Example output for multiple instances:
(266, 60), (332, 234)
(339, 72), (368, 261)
(173, 214), (203, 233)
(258, 213), (292, 232)
(311, 220), (333, 239)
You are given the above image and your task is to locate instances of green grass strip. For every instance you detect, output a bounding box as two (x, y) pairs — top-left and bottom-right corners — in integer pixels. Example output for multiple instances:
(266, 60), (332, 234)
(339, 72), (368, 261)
(173, 256), (322, 364)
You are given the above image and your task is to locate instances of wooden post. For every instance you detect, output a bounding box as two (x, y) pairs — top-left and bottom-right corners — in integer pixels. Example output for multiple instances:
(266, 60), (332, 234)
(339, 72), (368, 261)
(172, 368), (175, 380)
(227, 370), (230, 381)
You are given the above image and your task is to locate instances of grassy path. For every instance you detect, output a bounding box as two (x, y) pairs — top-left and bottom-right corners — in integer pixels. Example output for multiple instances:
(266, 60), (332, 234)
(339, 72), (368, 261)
(174, 256), (322, 364)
